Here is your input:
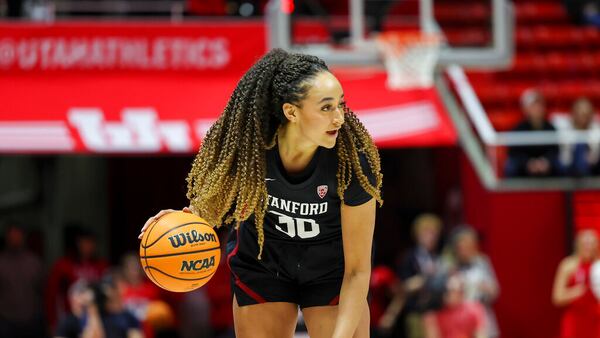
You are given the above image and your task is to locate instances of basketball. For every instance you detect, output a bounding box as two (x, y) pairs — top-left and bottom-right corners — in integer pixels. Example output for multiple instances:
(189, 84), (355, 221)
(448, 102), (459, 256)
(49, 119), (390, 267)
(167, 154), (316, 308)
(139, 211), (220, 292)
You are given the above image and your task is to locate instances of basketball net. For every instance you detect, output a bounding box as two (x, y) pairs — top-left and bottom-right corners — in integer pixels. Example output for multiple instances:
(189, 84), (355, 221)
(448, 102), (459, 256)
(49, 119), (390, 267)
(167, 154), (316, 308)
(375, 31), (441, 90)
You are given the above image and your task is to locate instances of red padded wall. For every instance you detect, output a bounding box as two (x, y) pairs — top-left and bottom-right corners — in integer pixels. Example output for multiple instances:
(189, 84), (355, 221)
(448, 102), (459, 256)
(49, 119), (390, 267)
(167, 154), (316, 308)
(574, 191), (600, 235)
(461, 154), (566, 338)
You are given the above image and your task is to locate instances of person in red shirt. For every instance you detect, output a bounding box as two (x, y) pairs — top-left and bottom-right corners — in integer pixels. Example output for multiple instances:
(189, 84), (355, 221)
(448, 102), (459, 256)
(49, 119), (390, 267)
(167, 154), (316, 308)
(423, 274), (487, 338)
(368, 265), (397, 337)
(552, 229), (600, 338)
(46, 227), (109, 329)
(117, 252), (165, 338)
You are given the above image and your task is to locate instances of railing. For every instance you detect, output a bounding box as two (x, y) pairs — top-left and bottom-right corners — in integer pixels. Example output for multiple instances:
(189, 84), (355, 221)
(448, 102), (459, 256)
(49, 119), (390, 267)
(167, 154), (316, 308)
(437, 65), (600, 191)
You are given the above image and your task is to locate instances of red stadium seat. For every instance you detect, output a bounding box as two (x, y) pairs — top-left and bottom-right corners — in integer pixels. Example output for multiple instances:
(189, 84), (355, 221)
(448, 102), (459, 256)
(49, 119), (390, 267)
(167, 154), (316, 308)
(434, 3), (490, 25)
(487, 108), (523, 131)
(461, 0), (599, 131)
(444, 28), (490, 47)
(517, 26), (600, 49)
(516, 3), (568, 24)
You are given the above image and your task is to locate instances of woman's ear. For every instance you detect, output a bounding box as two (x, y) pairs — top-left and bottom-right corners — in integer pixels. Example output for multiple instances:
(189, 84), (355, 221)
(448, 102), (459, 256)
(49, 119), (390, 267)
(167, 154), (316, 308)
(282, 103), (298, 123)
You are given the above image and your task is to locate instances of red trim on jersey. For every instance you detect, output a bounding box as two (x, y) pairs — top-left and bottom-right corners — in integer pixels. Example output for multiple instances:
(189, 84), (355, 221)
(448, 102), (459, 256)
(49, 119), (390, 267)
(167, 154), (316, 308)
(226, 227), (266, 304)
(235, 279), (266, 303)
(329, 295), (340, 305)
(225, 228), (240, 271)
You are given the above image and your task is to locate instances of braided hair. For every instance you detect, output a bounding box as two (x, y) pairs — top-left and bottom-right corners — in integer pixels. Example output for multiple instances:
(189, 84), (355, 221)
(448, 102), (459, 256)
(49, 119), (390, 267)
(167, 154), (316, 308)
(186, 48), (382, 258)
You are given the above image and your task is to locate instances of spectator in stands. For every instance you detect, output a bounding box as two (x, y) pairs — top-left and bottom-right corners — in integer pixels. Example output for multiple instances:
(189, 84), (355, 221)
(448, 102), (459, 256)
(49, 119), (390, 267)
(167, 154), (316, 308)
(378, 214), (443, 338)
(422, 274), (487, 338)
(46, 227), (109, 329)
(444, 226), (499, 338)
(558, 98), (600, 176)
(564, 0), (600, 26)
(552, 229), (600, 338)
(504, 88), (564, 177)
(0, 222), (46, 338)
(117, 252), (166, 338)
(55, 276), (143, 338)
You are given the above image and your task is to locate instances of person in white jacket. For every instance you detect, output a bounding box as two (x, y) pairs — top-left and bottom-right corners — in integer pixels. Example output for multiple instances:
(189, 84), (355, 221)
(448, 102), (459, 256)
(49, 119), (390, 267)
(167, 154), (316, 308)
(554, 97), (600, 176)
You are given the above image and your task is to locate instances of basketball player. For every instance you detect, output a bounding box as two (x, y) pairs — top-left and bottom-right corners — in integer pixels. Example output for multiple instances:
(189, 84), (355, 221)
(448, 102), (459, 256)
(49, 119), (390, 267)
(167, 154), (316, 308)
(139, 48), (383, 338)
(552, 229), (600, 338)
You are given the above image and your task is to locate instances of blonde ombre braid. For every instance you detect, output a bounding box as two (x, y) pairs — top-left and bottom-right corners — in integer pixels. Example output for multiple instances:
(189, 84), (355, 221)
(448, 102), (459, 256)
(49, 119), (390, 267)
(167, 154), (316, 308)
(186, 49), (382, 259)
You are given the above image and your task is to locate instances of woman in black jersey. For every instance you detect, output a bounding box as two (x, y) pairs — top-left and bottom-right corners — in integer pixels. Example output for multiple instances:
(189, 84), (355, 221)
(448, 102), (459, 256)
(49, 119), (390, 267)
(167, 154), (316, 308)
(139, 49), (382, 338)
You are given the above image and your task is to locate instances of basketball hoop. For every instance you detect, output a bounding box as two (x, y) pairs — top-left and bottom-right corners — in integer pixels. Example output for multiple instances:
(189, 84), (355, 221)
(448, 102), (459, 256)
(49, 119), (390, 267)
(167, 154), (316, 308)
(375, 31), (442, 90)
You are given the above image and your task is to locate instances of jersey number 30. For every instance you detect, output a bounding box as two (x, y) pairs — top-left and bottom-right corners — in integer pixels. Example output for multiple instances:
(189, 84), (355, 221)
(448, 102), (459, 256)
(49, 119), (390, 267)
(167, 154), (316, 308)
(269, 210), (321, 239)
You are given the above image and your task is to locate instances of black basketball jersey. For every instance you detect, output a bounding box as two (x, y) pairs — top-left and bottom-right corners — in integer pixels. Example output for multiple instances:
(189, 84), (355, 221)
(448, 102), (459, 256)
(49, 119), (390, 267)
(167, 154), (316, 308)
(240, 145), (375, 244)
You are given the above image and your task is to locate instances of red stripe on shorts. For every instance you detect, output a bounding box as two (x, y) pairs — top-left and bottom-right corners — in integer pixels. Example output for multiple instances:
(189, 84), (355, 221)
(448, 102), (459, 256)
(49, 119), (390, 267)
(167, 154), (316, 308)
(227, 227), (266, 304)
(235, 279), (266, 303)
(329, 295), (340, 305)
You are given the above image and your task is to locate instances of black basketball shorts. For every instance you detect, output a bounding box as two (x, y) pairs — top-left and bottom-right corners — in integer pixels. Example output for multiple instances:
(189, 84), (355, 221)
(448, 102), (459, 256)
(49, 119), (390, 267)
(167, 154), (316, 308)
(226, 224), (344, 308)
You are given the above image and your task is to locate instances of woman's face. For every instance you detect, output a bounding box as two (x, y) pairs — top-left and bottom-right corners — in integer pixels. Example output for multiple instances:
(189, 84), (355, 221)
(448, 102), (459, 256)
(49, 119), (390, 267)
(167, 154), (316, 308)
(122, 255), (143, 283)
(576, 231), (598, 260)
(416, 225), (440, 251)
(444, 275), (465, 307)
(290, 71), (345, 149)
(572, 101), (594, 130)
(455, 233), (479, 262)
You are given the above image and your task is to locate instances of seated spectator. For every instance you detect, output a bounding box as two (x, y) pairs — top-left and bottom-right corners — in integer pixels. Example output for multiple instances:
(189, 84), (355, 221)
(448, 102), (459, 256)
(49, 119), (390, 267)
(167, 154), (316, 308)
(552, 229), (600, 338)
(55, 276), (143, 338)
(564, 0), (600, 26)
(46, 227), (109, 329)
(423, 274), (487, 338)
(378, 214), (443, 338)
(445, 226), (499, 338)
(117, 252), (166, 338)
(557, 98), (600, 176)
(504, 89), (564, 177)
(0, 222), (45, 338)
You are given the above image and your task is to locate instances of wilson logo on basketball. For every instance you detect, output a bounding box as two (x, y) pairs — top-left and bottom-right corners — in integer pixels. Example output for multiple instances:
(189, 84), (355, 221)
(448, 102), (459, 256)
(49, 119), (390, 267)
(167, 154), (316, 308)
(168, 230), (217, 248)
(180, 256), (216, 272)
(317, 185), (328, 199)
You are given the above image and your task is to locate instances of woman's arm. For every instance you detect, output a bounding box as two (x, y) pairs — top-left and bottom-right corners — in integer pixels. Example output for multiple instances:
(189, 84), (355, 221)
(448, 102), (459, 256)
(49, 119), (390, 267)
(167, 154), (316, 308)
(552, 257), (585, 307)
(332, 198), (376, 338)
(377, 280), (405, 332)
(81, 305), (105, 338)
(423, 312), (441, 338)
(127, 329), (144, 338)
(478, 256), (500, 303)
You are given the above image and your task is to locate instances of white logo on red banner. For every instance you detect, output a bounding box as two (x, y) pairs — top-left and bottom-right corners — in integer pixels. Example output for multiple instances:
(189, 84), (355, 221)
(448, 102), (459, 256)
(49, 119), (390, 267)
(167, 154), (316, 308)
(317, 185), (328, 199)
(0, 37), (231, 71)
(68, 108), (192, 152)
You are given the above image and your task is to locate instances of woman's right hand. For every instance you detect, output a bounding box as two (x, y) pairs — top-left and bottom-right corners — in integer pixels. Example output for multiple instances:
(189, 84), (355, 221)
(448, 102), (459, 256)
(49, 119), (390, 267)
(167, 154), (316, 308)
(138, 207), (192, 239)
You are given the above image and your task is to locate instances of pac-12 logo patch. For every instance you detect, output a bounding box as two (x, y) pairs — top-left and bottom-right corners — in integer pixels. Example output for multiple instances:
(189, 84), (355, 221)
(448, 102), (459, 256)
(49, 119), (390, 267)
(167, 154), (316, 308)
(317, 185), (328, 199)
